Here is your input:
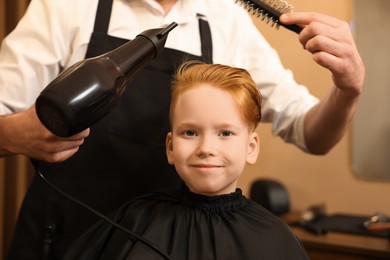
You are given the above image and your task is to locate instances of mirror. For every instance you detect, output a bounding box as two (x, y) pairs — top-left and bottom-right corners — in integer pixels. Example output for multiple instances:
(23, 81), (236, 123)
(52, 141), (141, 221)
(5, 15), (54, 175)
(351, 0), (390, 181)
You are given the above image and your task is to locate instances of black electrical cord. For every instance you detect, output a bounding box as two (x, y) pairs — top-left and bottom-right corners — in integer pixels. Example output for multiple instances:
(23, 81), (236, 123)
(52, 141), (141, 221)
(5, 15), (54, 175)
(36, 167), (174, 260)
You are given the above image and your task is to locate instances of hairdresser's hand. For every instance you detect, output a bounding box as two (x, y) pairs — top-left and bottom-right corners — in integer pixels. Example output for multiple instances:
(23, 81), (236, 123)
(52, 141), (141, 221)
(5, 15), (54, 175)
(0, 105), (90, 162)
(280, 12), (365, 97)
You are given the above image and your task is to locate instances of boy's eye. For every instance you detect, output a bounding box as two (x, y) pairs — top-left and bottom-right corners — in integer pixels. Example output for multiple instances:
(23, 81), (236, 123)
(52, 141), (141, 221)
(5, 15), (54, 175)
(184, 130), (197, 136)
(219, 131), (232, 137)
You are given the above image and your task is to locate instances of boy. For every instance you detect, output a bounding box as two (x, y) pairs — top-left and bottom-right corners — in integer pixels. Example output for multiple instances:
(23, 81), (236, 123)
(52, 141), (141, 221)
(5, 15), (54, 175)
(64, 62), (308, 259)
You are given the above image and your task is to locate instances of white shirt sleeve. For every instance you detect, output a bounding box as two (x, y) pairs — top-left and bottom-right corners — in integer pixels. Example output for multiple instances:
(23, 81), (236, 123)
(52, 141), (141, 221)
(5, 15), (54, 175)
(0, 0), (97, 114)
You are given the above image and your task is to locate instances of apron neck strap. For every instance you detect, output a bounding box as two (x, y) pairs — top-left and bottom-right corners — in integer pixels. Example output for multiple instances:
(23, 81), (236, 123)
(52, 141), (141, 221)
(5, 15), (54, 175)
(93, 0), (114, 33)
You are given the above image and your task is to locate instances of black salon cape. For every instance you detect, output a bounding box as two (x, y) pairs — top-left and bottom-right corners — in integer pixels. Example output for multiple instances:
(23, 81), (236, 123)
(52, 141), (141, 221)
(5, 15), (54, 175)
(64, 186), (308, 260)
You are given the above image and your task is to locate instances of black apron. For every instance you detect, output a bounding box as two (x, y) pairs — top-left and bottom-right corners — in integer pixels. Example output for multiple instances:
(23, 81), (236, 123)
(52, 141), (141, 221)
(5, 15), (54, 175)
(6, 0), (213, 259)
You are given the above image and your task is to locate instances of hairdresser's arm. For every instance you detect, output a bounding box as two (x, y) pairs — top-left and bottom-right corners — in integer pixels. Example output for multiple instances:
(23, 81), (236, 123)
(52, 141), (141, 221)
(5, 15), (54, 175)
(0, 105), (90, 162)
(280, 12), (365, 154)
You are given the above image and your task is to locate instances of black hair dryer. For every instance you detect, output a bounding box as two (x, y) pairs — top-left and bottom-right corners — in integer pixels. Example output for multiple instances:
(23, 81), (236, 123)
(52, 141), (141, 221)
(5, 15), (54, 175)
(35, 22), (178, 137)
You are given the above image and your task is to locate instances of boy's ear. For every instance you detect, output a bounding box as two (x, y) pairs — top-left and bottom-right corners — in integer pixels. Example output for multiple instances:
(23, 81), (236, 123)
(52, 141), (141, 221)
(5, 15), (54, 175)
(246, 132), (260, 165)
(166, 132), (174, 165)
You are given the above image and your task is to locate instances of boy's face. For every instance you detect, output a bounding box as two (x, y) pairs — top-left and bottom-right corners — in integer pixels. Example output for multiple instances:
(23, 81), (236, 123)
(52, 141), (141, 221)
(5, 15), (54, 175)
(166, 84), (259, 196)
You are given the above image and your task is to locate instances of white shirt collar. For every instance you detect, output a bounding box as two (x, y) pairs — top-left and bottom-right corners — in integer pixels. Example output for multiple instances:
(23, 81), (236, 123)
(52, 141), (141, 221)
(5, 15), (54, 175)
(140, 0), (208, 24)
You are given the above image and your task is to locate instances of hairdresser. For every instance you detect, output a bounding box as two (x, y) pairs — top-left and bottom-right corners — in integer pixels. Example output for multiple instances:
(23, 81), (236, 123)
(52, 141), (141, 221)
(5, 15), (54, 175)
(0, 0), (364, 259)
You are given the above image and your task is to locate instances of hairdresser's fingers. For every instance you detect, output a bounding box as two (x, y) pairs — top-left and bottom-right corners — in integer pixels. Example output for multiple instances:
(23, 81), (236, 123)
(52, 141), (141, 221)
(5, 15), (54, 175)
(303, 22), (352, 59)
(40, 146), (82, 163)
(282, 12), (364, 95)
(58, 128), (90, 141)
(7, 106), (90, 163)
(43, 129), (90, 153)
(309, 33), (364, 95)
(281, 12), (342, 28)
(309, 40), (360, 88)
(282, 12), (350, 46)
(35, 128), (90, 162)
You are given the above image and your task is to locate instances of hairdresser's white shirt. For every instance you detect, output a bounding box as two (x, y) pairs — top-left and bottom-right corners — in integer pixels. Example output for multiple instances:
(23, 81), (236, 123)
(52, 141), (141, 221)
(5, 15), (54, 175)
(0, 0), (318, 150)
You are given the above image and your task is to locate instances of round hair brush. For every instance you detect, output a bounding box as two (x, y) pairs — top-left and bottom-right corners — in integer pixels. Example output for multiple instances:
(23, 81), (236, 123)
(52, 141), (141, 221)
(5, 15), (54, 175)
(235, 0), (302, 34)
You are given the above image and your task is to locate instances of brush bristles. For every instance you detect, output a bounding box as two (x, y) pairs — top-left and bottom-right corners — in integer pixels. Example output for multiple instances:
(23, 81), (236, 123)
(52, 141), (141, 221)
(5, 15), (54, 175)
(235, 0), (294, 29)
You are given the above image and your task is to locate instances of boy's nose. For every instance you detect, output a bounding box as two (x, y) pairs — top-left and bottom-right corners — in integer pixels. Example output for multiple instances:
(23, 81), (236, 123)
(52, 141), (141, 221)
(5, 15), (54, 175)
(196, 136), (216, 157)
